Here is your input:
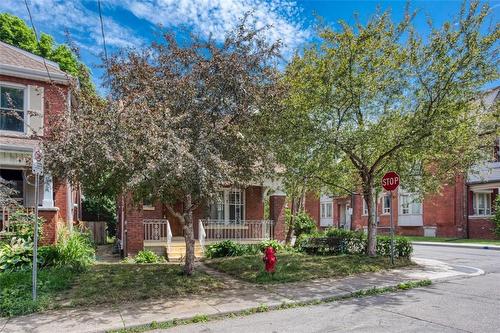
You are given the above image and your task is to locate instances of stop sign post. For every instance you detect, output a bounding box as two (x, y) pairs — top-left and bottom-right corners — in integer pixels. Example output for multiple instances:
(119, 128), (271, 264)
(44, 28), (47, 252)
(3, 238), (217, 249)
(381, 171), (400, 265)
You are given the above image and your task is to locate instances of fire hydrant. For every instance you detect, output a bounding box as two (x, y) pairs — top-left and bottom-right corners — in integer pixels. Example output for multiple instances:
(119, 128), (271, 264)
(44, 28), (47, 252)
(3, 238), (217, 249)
(263, 246), (277, 274)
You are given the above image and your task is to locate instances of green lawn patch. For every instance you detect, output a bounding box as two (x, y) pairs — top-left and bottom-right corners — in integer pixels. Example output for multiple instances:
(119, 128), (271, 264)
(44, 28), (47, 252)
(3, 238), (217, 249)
(204, 253), (414, 284)
(408, 236), (500, 245)
(1, 264), (224, 317)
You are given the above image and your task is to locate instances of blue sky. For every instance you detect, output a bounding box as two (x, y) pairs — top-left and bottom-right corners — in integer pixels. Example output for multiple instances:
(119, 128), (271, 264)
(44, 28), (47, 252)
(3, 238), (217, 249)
(1, 1), (498, 89)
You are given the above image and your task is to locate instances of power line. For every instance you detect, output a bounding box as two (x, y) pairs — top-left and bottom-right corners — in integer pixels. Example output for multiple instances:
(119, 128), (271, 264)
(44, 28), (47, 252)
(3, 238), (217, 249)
(23, 0), (53, 83)
(98, 0), (109, 64)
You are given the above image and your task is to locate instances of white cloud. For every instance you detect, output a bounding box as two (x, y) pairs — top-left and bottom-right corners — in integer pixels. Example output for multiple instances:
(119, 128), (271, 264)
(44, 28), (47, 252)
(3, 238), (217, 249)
(0, 0), (143, 53)
(111, 0), (310, 57)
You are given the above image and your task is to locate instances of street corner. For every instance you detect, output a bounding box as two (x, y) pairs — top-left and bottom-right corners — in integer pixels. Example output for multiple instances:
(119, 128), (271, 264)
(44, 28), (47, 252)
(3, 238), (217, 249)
(408, 257), (485, 282)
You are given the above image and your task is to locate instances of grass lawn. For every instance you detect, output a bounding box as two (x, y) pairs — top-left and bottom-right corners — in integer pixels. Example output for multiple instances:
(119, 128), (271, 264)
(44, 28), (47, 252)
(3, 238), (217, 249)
(0, 264), (224, 317)
(204, 253), (414, 284)
(407, 236), (500, 245)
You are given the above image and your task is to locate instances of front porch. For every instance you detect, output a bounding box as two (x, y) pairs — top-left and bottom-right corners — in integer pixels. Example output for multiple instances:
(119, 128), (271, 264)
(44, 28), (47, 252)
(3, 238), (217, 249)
(142, 218), (275, 260)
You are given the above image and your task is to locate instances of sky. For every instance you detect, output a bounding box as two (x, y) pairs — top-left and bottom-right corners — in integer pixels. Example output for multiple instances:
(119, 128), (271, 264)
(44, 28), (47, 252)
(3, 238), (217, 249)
(1, 0), (498, 89)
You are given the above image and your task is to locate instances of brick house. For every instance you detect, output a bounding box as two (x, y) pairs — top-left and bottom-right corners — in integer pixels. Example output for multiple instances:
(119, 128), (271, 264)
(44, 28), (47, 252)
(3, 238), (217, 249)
(0, 41), (79, 244)
(118, 182), (288, 258)
(308, 87), (499, 239)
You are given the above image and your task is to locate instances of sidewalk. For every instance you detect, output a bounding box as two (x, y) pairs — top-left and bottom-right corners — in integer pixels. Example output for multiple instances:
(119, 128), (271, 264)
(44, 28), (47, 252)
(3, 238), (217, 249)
(412, 241), (500, 251)
(0, 258), (484, 333)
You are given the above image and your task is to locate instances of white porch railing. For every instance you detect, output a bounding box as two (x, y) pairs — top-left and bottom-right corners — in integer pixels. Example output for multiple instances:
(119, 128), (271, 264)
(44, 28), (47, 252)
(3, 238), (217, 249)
(144, 219), (170, 242)
(200, 219), (274, 242)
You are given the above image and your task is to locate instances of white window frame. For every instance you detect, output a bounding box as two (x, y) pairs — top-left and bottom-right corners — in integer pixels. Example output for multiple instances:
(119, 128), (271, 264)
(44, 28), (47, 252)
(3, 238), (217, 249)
(0, 82), (27, 135)
(382, 193), (391, 214)
(362, 199), (368, 216)
(399, 193), (422, 215)
(472, 192), (492, 216)
(320, 202), (333, 219)
(208, 188), (245, 223)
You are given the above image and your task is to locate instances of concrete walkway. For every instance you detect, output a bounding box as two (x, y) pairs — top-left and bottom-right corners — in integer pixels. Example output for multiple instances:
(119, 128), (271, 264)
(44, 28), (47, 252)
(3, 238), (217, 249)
(412, 241), (500, 251)
(0, 258), (484, 333)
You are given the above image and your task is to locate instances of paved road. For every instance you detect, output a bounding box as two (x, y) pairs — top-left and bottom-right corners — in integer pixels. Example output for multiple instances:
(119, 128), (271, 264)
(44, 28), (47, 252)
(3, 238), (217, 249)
(158, 245), (500, 333)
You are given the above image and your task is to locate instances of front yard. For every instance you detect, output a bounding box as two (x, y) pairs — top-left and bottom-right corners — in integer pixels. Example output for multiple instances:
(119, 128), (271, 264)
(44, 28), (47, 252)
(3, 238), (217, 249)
(0, 264), (224, 317)
(204, 253), (414, 284)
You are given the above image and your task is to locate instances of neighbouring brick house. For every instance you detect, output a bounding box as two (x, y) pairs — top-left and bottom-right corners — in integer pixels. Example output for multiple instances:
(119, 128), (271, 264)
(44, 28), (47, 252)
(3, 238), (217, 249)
(118, 182), (288, 258)
(307, 87), (499, 239)
(0, 41), (80, 244)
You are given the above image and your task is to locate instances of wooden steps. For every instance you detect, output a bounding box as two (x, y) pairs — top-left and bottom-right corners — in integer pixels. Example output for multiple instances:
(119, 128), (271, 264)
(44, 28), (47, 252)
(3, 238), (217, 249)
(167, 241), (204, 262)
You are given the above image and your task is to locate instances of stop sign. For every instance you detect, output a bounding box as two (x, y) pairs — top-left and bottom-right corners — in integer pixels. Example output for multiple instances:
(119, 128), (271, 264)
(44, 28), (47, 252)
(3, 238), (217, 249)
(381, 171), (400, 191)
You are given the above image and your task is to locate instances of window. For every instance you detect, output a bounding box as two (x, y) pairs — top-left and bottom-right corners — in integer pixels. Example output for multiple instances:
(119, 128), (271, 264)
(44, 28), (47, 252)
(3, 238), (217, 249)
(382, 193), (391, 214)
(0, 85), (25, 132)
(321, 202), (332, 218)
(208, 189), (245, 222)
(399, 194), (422, 215)
(472, 192), (491, 216)
(362, 199), (368, 215)
(0, 169), (24, 205)
(143, 197), (155, 210)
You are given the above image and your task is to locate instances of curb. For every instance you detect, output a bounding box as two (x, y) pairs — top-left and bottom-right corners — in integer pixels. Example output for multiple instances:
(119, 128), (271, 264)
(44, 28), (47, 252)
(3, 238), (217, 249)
(412, 242), (500, 251)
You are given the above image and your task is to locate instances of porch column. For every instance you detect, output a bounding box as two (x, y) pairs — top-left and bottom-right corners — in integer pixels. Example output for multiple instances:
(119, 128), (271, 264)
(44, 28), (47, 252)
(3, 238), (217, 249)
(125, 194), (144, 256)
(42, 173), (54, 207)
(269, 191), (287, 241)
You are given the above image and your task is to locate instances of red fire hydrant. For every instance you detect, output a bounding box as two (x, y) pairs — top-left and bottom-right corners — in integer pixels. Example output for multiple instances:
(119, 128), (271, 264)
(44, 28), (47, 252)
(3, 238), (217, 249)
(263, 246), (277, 274)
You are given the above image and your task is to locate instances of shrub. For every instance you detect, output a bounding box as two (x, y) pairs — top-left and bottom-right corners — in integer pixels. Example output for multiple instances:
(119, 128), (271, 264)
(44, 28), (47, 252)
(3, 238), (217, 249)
(494, 196), (500, 238)
(293, 211), (317, 238)
(376, 236), (413, 258)
(6, 210), (44, 241)
(205, 240), (245, 259)
(55, 228), (95, 271)
(0, 237), (33, 272)
(134, 250), (163, 263)
(259, 240), (284, 252)
(38, 245), (60, 268)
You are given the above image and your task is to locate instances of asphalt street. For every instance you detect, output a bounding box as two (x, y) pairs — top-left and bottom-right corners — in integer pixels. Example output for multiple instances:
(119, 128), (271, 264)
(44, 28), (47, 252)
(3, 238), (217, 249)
(158, 245), (500, 333)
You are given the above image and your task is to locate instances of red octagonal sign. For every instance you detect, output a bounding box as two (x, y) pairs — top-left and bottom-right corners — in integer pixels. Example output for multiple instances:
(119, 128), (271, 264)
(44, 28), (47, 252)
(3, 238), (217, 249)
(381, 171), (400, 191)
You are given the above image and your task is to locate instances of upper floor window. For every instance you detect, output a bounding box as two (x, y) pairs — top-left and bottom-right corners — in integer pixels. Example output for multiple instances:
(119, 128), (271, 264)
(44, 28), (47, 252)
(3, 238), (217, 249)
(362, 199), (368, 215)
(0, 85), (25, 132)
(472, 192), (491, 216)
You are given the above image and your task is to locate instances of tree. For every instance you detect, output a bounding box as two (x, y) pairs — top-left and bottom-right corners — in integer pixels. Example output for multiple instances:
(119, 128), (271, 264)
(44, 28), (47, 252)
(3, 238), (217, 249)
(274, 1), (498, 256)
(43, 18), (281, 275)
(0, 13), (94, 92)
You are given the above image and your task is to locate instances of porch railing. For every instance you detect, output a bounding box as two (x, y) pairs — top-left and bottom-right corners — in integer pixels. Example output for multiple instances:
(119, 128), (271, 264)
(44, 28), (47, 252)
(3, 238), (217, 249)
(200, 219), (274, 242)
(143, 219), (170, 242)
(1, 206), (35, 232)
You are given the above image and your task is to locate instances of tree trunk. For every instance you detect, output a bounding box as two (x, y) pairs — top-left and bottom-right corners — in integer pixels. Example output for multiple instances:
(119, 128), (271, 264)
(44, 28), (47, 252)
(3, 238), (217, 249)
(364, 185), (378, 257)
(183, 194), (195, 276)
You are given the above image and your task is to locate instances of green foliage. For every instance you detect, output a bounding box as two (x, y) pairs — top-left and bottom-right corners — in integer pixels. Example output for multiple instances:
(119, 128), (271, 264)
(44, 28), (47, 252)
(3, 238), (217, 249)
(0, 13), (94, 91)
(54, 228), (95, 271)
(293, 211), (317, 238)
(205, 240), (246, 259)
(133, 250), (164, 264)
(38, 245), (60, 269)
(82, 195), (117, 237)
(494, 196), (500, 238)
(298, 229), (413, 258)
(0, 238), (33, 273)
(6, 209), (43, 241)
(258, 240), (284, 252)
(0, 267), (76, 317)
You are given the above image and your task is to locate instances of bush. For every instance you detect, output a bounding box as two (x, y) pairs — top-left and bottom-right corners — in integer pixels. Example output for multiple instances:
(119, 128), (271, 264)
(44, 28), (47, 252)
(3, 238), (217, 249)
(0, 237), (32, 272)
(293, 211), (317, 238)
(38, 245), (60, 269)
(6, 210), (44, 242)
(299, 228), (413, 258)
(494, 196), (500, 238)
(258, 240), (284, 252)
(134, 250), (163, 263)
(205, 240), (246, 259)
(55, 228), (95, 271)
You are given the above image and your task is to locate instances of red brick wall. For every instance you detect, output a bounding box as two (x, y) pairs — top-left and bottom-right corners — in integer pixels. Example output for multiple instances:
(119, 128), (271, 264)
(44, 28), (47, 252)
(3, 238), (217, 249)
(245, 186), (264, 220)
(304, 192), (320, 228)
(39, 208), (61, 245)
(125, 197), (144, 256)
(270, 195), (286, 241)
(469, 218), (496, 239)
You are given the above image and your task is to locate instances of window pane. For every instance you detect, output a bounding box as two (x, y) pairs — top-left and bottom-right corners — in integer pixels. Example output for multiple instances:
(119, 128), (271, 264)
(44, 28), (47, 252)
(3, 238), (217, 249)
(0, 109), (24, 132)
(383, 194), (391, 213)
(209, 191), (224, 220)
(326, 203), (332, 217)
(320, 204), (325, 218)
(1, 87), (24, 110)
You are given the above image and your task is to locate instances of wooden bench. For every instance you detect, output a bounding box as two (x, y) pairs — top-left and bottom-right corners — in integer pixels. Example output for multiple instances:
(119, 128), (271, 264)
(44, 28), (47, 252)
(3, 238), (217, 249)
(303, 237), (342, 255)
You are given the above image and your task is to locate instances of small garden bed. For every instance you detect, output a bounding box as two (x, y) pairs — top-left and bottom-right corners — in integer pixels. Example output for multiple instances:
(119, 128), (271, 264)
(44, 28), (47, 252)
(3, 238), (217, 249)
(0, 263), (225, 317)
(204, 253), (414, 284)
